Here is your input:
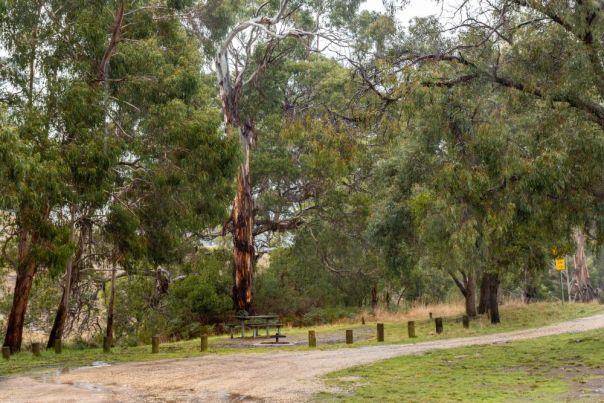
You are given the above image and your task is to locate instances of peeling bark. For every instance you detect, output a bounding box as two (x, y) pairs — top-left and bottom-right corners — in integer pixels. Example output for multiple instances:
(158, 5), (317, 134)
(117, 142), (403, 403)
(3, 230), (38, 353)
(571, 230), (598, 302)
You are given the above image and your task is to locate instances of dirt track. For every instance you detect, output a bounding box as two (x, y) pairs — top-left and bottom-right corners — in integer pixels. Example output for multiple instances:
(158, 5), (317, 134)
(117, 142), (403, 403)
(2, 314), (604, 402)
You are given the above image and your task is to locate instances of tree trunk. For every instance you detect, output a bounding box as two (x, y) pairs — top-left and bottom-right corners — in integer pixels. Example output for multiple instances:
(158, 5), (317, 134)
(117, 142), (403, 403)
(449, 271), (477, 318)
(571, 229), (598, 302)
(48, 223), (83, 348)
(478, 272), (491, 315)
(46, 259), (73, 349)
(105, 262), (117, 343)
(371, 285), (378, 310)
(150, 266), (170, 308)
(465, 272), (477, 318)
(231, 121), (255, 313)
(487, 273), (500, 324)
(3, 231), (37, 353)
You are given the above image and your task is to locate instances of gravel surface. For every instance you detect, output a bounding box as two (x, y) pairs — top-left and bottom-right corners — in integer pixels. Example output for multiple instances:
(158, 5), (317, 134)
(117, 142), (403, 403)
(2, 313), (604, 402)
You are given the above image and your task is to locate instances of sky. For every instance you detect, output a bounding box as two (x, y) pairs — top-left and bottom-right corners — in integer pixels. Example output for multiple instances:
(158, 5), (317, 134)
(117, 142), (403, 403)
(362, 0), (445, 23)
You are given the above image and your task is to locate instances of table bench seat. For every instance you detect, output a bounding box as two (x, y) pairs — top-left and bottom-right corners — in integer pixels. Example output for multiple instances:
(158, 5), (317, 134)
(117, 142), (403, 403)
(247, 323), (283, 338)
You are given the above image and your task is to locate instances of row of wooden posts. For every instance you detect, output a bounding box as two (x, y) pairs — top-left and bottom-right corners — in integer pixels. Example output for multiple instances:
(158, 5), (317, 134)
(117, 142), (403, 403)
(309, 315), (471, 347)
(1, 335), (210, 361)
(2, 315), (471, 360)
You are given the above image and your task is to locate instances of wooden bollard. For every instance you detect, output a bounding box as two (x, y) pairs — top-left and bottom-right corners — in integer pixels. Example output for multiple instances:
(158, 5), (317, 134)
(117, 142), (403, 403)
(32, 342), (41, 357)
(200, 335), (208, 352)
(361, 316), (365, 325)
(345, 329), (353, 344)
(151, 336), (160, 353)
(308, 330), (316, 347)
(377, 323), (384, 342)
(407, 321), (416, 338)
(429, 312), (433, 319)
(54, 339), (62, 354)
(2, 346), (10, 360)
(462, 315), (470, 329)
(435, 317), (443, 334)
(103, 336), (111, 353)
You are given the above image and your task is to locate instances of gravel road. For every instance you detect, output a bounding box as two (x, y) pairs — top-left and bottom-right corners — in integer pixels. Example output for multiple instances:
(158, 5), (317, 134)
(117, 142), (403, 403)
(2, 313), (604, 402)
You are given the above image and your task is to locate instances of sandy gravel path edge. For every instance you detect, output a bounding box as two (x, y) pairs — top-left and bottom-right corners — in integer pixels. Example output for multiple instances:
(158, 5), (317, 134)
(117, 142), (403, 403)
(2, 313), (604, 402)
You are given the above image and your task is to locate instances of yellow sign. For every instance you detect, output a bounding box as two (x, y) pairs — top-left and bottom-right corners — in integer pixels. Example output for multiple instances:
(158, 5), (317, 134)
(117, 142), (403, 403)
(555, 258), (566, 271)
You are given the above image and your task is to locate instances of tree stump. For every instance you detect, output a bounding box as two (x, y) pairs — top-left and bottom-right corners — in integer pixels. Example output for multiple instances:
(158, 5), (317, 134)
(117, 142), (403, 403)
(407, 321), (416, 338)
(200, 335), (208, 352)
(2, 346), (10, 360)
(308, 330), (316, 348)
(103, 336), (112, 353)
(151, 336), (160, 354)
(435, 318), (443, 334)
(462, 315), (470, 329)
(54, 339), (62, 354)
(32, 342), (41, 357)
(345, 329), (353, 344)
(377, 323), (384, 342)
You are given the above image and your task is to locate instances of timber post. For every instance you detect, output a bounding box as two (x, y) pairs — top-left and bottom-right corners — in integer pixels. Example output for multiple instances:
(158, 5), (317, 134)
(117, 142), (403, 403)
(151, 336), (160, 354)
(54, 339), (62, 354)
(308, 330), (316, 347)
(462, 315), (470, 329)
(32, 342), (41, 357)
(435, 317), (443, 334)
(2, 346), (10, 360)
(407, 321), (416, 338)
(345, 329), (353, 344)
(200, 335), (208, 352)
(377, 323), (384, 342)
(429, 312), (433, 319)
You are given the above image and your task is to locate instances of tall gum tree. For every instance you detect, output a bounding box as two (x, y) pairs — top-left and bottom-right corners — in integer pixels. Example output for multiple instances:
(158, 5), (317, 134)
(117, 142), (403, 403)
(210, 0), (347, 311)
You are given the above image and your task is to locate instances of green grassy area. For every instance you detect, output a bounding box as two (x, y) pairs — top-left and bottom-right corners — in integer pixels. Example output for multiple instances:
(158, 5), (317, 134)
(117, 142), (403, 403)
(0, 302), (602, 377)
(317, 327), (604, 402)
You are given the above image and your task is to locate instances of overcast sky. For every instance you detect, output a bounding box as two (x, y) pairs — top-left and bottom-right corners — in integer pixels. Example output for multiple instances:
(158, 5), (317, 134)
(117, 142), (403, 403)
(361, 0), (458, 24)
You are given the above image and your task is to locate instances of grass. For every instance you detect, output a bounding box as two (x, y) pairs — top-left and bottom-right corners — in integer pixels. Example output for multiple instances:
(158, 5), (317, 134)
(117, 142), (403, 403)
(317, 328), (604, 402)
(0, 301), (602, 377)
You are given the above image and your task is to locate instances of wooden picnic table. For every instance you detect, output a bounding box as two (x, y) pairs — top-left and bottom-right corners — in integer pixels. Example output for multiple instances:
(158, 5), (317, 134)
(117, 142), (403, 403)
(233, 315), (279, 338)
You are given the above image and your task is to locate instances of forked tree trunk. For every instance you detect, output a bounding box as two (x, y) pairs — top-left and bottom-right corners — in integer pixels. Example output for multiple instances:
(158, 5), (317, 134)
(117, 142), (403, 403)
(478, 272), (500, 323)
(571, 230), (598, 302)
(3, 231), (38, 353)
(450, 270), (477, 318)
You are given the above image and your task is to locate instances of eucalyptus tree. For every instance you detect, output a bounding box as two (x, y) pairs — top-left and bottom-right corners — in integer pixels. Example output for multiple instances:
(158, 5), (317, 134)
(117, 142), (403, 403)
(188, 0), (363, 312)
(368, 54), (604, 322)
(0, 0), (237, 352)
(0, 0), (112, 352)
(95, 2), (238, 340)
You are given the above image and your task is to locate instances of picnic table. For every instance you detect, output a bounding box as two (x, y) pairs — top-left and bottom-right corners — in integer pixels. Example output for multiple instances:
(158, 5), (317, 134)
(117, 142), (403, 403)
(230, 315), (281, 339)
